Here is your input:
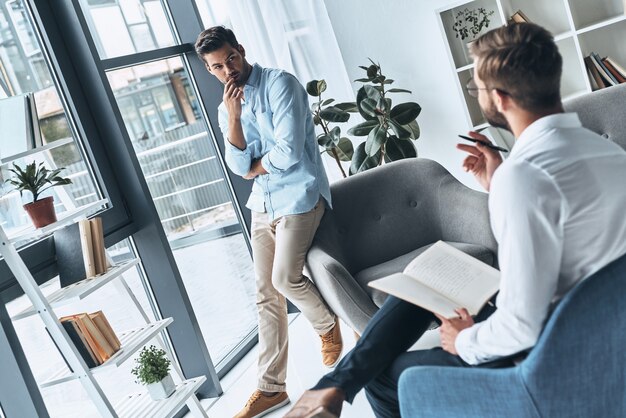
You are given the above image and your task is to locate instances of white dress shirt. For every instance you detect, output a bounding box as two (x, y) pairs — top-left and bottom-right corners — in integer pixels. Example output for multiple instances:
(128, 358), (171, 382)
(456, 113), (626, 365)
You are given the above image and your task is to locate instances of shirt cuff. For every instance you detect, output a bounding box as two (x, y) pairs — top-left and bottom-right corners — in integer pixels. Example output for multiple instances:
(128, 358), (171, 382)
(261, 153), (283, 174)
(455, 324), (480, 365)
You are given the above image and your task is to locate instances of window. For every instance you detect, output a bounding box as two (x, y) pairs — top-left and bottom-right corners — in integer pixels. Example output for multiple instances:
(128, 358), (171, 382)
(0, 1), (100, 238)
(79, 0), (176, 59)
(105, 57), (257, 365)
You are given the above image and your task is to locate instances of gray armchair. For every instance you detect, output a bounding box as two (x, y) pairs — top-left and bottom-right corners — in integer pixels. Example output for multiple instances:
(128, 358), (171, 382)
(306, 158), (497, 334)
(306, 84), (626, 335)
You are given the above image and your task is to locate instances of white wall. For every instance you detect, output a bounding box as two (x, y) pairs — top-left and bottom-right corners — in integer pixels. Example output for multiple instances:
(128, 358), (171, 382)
(323, 0), (483, 190)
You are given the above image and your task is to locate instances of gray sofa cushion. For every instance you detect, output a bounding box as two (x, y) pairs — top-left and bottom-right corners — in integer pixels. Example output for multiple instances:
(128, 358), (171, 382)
(355, 241), (495, 307)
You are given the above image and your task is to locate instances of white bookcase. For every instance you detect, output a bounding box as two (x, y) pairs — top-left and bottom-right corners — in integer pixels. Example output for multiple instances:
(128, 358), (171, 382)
(0, 210), (209, 418)
(437, 0), (626, 150)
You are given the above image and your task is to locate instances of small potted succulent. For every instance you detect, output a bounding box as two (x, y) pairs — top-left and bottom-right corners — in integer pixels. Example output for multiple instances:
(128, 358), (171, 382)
(131, 345), (175, 400)
(5, 161), (72, 228)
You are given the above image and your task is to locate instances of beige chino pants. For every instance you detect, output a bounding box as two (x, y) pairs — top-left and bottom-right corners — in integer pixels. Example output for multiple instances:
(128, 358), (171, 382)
(251, 199), (336, 392)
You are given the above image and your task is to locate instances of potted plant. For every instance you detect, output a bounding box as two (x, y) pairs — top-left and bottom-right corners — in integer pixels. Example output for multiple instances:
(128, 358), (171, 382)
(5, 161), (72, 228)
(347, 60), (421, 175)
(305, 79), (357, 178)
(131, 345), (175, 400)
(306, 59), (421, 176)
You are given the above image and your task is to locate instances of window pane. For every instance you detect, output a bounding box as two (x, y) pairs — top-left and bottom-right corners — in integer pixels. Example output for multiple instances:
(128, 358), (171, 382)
(0, 1), (100, 239)
(80, 0), (176, 59)
(106, 58), (257, 364)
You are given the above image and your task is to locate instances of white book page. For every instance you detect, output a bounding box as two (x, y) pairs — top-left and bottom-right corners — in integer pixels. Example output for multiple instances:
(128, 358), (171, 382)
(368, 273), (460, 318)
(402, 241), (500, 314)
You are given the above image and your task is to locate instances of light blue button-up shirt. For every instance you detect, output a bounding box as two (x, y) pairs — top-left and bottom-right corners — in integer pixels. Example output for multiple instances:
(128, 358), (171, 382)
(218, 63), (331, 221)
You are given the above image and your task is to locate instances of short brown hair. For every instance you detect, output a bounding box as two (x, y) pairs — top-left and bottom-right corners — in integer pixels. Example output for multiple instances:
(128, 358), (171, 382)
(195, 26), (239, 59)
(469, 23), (562, 112)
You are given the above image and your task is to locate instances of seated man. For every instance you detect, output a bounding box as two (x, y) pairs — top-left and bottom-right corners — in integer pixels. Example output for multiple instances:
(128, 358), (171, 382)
(285, 22), (626, 418)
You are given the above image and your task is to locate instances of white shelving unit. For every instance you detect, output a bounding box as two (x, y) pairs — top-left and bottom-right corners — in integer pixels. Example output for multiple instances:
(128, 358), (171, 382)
(437, 0), (626, 150)
(0, 213), (209, 417)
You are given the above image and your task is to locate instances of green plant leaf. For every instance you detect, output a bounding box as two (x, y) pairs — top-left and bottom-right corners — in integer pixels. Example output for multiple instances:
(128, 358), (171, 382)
(306, 79), (327, 96)
(359, 98), (378, 117)
(317, 133), (332, 147)
(319, 106), (350, 123)
(365, 124), (387, 156)
(404, 119), (421, 140)
(387, 88), (412, 94)
(366, 64), (378, 78)
(390, 102), (422, 125)
(389, 120), (411, 139)
(332, 137), (354, 161)
(350, 142), (380, 175)
(354, 78), (372, 83)
(384, 135), (418, 162)
(356, 86), (381, 120)
(330, 126), (341, 145)
(382, 79), (394, 84)
(334, 102), (358, 112)
(347, 119), (379, 136)
(321, 98), (335, 106)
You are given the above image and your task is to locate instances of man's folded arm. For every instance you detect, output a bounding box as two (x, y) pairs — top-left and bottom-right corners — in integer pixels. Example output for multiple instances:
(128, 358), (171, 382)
(261, 72), (307, 174)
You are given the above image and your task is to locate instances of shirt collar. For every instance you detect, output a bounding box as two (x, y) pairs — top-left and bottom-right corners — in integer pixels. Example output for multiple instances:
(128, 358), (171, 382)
(245, 63), (262, 89)
(512, 113), (582, 156)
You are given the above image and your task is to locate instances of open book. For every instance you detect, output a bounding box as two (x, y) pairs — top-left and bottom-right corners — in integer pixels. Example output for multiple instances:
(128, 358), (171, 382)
(368, 241), (500, 318)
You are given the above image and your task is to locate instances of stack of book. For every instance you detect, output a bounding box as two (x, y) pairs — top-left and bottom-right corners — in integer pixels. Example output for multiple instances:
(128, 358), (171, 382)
(584, 53), (626, 91)
(54, 217), (109, 287)
(55, 310), (121, 368)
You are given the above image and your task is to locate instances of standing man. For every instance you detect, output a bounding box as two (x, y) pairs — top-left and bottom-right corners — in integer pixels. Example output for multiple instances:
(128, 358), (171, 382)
(286, 22), (626, 418)
(195, 26), (342, 418)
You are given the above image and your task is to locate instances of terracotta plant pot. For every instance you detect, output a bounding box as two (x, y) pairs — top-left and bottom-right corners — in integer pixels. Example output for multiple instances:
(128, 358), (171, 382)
(23, 196), (57, 228)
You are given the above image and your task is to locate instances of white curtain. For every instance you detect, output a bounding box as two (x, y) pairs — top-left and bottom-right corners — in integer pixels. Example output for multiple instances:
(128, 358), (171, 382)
(196, 0), (354, 182)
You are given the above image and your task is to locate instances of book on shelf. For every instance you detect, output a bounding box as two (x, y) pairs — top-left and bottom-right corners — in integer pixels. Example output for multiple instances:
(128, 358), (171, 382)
(89, 310), (121, 351)
(584, 56), (607, 90)
(79, 219), (96, 279)
(50, 318), (100, 368)
(89, 217), (109, 275)
(507, 10), (531, 25)
(54, 216), (109, 287)
(60, 312), (119, 365)
(590, 53), (618, 86)
(602, 57), (626, 84)
(368, 241), (500, 319)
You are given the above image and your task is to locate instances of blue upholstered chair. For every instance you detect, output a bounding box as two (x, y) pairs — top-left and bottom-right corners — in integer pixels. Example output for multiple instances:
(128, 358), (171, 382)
(397, 85), (626, 418)
(398, 251), (626, 418)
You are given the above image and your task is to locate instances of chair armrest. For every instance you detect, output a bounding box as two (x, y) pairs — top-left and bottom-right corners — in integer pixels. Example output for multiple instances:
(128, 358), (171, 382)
(398, 366), (539, 418)
(306, 246), (379, 334)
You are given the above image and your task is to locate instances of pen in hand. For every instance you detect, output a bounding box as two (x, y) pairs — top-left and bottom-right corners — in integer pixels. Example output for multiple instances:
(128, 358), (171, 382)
(458, 135), (509, 153)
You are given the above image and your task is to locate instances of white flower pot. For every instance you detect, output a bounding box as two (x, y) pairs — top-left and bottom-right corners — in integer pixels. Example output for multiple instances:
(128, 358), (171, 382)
(147, 374), (175, 400)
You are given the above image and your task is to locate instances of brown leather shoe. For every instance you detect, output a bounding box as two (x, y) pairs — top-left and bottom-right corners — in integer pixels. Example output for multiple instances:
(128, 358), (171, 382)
(233, 390), (289, 418)
(320, 319), (343, 367)
(284, 387), (345, 418)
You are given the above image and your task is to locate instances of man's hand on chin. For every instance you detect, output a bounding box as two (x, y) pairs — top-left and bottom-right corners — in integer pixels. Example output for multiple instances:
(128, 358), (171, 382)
(244, 158), (268, 180)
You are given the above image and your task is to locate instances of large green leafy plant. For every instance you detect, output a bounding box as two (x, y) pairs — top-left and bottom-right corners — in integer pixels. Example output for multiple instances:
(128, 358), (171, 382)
(306, 79), (357, 178)
(347, 60), (421, 175)
(131, 345), (171, 385)
(6, 161), (72, 202)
